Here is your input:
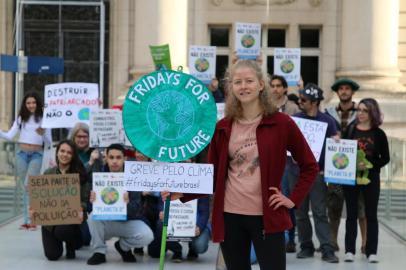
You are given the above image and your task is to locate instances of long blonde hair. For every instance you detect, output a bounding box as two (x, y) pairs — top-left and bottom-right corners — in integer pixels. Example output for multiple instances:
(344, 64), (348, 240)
(224, 59), (277, 119)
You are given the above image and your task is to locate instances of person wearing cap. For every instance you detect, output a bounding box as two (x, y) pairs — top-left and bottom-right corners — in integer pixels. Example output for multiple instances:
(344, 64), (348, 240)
(292, 83), (340, 263)
(325, 78), (367, 254)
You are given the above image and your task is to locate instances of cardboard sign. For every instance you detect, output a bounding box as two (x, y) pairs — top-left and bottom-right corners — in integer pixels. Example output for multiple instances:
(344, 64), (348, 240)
(167, 199), (197, 240)
(149, 44), (172, 70)
(28, 174), (82, 226)
(274, 48), (301, 86)
(42, 82), (99, 128)
(89, 109), (126, 147)
(92, 173), (127, 220)
(124, 161), (213, 194)
(291, 117), (328, 161)
(324, 138), (357, 185)
(189, 45), (216, 84)
(235, 22), (261, 59)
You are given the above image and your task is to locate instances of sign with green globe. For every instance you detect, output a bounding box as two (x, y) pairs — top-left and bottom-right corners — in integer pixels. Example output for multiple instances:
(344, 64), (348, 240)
(123, 70), (217, 162)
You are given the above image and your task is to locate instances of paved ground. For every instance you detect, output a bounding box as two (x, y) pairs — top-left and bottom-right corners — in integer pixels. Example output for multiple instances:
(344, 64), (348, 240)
(1, 218), (406, 270)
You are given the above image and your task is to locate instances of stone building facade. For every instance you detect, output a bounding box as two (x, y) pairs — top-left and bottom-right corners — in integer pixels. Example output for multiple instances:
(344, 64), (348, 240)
(1, 0), (406, 137)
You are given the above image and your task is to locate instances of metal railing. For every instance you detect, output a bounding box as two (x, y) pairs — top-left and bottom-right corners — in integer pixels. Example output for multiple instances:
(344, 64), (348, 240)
(379, 137), (406, 241)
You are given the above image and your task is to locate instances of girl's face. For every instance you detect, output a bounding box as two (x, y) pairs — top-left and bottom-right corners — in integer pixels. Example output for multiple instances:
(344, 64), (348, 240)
(231, 67), (264, 105)
(357, 103), (370, 124)
(57, 143), (73, 167)
(25, 97), (37, 114)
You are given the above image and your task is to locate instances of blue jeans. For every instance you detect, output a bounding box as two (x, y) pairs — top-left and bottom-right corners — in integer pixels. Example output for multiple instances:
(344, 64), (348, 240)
(16, 149), (43, 224)
(189, 226), (211, 254)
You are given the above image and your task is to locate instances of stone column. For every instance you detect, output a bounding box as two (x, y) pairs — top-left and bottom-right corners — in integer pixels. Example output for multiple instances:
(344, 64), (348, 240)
(338, 0), (404, 94)
(131, 0), (188, 77)
(0, 0), (14, 128)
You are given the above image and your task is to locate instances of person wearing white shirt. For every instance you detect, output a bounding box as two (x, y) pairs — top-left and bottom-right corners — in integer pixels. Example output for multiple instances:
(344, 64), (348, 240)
(0, 91), (52, 230)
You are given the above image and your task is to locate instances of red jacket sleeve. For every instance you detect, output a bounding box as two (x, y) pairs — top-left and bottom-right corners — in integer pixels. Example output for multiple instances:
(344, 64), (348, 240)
(286, 117), (319, 208)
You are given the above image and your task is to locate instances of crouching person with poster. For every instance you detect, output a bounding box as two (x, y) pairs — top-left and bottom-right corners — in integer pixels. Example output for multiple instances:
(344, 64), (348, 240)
(29, 140), (90, 261)
(87, 144), (154, 265)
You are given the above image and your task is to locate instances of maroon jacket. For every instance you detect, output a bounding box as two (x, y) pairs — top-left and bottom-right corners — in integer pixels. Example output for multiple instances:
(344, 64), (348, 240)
(183, 112), (318, 243)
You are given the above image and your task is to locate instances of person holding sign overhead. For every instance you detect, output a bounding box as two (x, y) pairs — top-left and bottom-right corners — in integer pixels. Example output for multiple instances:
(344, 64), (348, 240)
(38, 140), (89, 260)
(292, 83), (340, 263)
(163, 59), (318, 270)
(87, 144), (153, 265)
(0, 91), (52, 230)
(342, 98), (390, 263)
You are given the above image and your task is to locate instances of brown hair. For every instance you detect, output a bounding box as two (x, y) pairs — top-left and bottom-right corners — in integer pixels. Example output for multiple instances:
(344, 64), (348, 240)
(224, 59), (277, 119)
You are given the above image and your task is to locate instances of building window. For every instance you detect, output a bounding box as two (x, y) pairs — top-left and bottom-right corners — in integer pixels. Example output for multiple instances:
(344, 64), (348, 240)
(210, 27), (229, 47)
(300, 28), (320, 48)
(267, 29), (286, 47)
(301, 56), (319, 85)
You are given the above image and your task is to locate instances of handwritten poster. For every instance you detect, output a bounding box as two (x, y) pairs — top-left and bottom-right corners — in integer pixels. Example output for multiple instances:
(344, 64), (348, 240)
(42, 82), (99, 128)
(167, 199), (197, 240)
(89, 109), (126, 147)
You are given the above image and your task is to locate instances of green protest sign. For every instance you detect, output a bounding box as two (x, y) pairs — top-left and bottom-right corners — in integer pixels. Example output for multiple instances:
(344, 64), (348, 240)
(123, 70), (217, 162)
(149, 44), (172, 70)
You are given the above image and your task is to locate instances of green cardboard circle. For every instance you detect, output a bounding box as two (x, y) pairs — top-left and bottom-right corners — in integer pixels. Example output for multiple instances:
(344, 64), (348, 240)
(123, 70), (217, 162)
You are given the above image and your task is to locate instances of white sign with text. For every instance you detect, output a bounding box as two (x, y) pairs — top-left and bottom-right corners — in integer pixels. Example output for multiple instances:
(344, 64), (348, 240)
(291, 117), (328, 161)
(90, 109), (126, 147)
(274, 48), (301, 86)
(189, 46), (216, 84)
(42, 82), (99, 128)
(235, 22), (261, 59)
(124, 161), (213, 194)
(167, 199), (197, 239)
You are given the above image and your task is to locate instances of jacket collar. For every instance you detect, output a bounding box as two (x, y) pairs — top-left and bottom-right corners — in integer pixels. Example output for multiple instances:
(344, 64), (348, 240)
(217, 113), (279, 131)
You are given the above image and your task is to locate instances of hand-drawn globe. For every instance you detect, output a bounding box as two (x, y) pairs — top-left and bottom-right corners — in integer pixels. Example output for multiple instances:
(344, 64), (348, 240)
(332, 153), (349, 170)
(78, 108), (90, 120)
(195, 58), (210, 72)
(280, 60), (294, 74)
(241, 34), (255, 48)
(146, 90), (195, 141)
(101, 187), (119, 205)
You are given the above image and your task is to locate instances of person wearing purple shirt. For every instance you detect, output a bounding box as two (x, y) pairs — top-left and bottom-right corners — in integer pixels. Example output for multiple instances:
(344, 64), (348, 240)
(291, 83), (340, 263)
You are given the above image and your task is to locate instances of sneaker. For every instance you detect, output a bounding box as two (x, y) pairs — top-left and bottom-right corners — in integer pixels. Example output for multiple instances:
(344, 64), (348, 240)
(286, 242), (296, 253)
(368, 254), (379, 263)
(296, 248), (314, 259)
(114, 241), (136, 263)
(87, 253), (106, 265)
(66, 249), (76, 260)
(19, 224), (29, 230)
(133, 247), (144, 255)
(344, 252), (354, 262)
(322, 251), (339, 263)
(187, 249), (198, 260)
(171, 252), (183, 263)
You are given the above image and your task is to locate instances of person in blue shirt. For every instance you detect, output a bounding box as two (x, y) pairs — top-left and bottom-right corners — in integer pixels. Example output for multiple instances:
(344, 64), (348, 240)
(291, 83), (340, 263)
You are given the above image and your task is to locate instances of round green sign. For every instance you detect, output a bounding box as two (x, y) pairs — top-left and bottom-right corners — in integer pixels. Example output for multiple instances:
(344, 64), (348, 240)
(123, 70), (217, 162)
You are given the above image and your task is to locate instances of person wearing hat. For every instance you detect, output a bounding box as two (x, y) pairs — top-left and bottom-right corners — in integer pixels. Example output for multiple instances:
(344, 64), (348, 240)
(291, 83), (340, 263)
(325, 78), (367, 255)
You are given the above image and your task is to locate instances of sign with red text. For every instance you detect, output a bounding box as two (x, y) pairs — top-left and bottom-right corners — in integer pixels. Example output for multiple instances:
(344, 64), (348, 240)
(124, 161), (213, 194)
(42, 82), (99, 128)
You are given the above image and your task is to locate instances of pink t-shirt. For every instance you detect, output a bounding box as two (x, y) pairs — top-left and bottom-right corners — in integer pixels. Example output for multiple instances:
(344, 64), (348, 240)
(224, 115), (263, 215)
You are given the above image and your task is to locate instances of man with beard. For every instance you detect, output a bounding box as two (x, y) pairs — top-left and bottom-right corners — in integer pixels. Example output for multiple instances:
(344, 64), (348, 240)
(325, 78), (367, 254)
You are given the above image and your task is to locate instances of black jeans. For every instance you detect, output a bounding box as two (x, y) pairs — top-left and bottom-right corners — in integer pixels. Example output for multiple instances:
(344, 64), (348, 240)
(221, 212), (285, 270)
(343, 172), (380, 256)
(41, 225), (82, 260)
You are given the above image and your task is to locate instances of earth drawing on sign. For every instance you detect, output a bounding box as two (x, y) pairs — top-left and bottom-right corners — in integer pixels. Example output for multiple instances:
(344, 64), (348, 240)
(332, 152), (349, 170)
(101, 187), (119, 205)
(147, 91), (195, 141)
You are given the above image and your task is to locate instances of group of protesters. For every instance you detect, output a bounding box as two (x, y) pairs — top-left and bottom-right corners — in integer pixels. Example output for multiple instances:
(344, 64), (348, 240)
(0, 58), (390, 269)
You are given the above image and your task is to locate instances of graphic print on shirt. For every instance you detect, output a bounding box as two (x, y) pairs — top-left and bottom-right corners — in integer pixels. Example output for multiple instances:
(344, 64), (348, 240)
(357, 136), (374, 157)
(230, 136), (259, 178)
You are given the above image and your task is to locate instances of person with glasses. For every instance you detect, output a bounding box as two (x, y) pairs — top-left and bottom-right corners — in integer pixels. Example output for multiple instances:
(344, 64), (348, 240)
(325, 78), (367, 254)
(292, 83), (340, 263)
(342, 98), (390, 263)
(270, 75), (300, 253)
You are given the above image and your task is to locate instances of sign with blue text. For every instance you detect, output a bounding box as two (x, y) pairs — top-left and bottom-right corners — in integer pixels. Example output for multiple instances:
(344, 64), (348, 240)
(235, 22), (261, 59)
(274, 48), (301, 86)
(324, 138), (357, 185)
(124, 161), (213, 194)
(92, 173), (127, 220)
(189, 45), (216, 84)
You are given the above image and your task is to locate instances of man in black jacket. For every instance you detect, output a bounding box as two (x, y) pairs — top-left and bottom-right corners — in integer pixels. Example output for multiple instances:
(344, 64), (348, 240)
(87, 144), (154, 265)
